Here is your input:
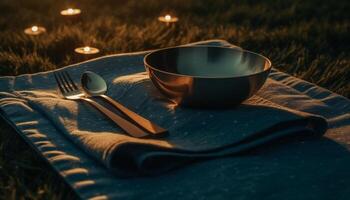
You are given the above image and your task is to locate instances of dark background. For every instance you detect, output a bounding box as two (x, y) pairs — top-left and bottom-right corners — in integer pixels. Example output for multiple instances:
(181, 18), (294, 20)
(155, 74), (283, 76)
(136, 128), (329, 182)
(0, 0), (349, 199)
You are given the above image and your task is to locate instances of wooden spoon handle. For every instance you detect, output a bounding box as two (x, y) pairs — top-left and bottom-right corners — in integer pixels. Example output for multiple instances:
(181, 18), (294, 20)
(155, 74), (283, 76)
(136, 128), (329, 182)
(82, 97), (148, 138)
(100, 95), (168, 136)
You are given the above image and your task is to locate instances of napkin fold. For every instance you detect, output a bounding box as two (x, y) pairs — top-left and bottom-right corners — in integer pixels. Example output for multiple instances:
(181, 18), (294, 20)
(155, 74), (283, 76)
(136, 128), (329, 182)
(11, 72), (327, 177)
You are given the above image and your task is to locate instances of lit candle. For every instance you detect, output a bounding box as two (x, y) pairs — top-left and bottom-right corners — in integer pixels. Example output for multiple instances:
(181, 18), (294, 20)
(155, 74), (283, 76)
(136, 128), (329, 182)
(32, 26), (38, 32)
(24, 25), (46, 35)
(74, 46), (100, 55)
(165, 15), (171, 21)
(158, 14), (178, 25)
(60, 8), (81, 16)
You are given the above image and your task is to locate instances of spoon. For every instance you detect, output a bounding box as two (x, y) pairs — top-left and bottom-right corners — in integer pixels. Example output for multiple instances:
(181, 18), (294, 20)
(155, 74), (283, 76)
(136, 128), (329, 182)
(81, 71), (168, 136)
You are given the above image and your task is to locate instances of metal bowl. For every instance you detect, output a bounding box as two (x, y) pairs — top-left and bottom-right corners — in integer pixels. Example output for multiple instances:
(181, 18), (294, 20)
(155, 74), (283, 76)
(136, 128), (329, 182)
(144, 46), (272, 107)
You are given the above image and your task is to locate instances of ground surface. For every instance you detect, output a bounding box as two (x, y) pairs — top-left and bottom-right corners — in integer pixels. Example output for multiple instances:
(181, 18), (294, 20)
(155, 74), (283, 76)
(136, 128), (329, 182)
(0, 0), (349, 199)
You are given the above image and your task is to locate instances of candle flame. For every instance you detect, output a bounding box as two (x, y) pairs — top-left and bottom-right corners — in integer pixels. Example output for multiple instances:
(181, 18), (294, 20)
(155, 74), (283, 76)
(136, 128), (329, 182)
(60, 8), (81, 16)
(67, 8), (74, 14)
(31, 26), (38, 32)
(165, 14), (171, 21)
(83, 46), (91, 52)
(75, 46), (99, 54)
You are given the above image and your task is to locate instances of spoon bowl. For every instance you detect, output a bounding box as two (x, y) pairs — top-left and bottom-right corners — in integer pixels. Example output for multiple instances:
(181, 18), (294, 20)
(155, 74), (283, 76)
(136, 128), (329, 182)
(81, 71), (168, 136)
(81, 71), (107, 96)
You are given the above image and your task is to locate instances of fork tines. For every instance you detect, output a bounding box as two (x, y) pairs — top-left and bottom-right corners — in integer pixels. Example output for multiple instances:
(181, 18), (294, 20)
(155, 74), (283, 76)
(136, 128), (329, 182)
(54, 71), (79, 94)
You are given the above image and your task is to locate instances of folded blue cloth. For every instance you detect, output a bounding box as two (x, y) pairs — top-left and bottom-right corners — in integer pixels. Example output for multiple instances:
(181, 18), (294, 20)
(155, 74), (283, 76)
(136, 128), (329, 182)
(0, 40), (349, 199)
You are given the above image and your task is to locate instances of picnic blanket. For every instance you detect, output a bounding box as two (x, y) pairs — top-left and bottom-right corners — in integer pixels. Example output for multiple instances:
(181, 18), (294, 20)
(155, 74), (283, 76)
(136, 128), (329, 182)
(0, 40), (349, 199)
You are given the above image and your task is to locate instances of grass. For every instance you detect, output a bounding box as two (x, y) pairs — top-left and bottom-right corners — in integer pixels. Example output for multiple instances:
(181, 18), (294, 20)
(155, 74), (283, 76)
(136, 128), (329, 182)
(0, 0), (349, 198)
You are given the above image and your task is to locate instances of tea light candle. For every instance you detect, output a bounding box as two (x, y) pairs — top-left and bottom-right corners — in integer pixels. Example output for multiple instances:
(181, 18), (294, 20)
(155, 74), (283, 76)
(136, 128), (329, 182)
(158, 14), (178, 25)
(74, 46), (100, 55)
(24, 25), (46, 35)
(60, 8), (81, 16)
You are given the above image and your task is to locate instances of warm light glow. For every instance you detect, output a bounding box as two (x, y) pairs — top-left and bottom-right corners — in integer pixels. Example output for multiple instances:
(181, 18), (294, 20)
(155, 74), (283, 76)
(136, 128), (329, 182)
(24, 25), (46, 35)
(60, 8), (81, 16)
(31, 26), (38, 32)
(75, 46), (100, 55)
(158, 14), (178, 25)
(83, 46), (91, 52)
(165, 14), (171, 21)
(67, 8), (74, 14)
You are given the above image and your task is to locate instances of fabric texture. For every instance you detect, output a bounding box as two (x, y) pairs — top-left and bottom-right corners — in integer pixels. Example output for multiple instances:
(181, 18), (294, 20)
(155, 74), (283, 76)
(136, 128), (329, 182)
(0, 40), (349, 199)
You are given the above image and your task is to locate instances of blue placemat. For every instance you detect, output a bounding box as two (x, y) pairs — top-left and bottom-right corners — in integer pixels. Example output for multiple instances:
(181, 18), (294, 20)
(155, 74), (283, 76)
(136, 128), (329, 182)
(1, 40), (349, 199)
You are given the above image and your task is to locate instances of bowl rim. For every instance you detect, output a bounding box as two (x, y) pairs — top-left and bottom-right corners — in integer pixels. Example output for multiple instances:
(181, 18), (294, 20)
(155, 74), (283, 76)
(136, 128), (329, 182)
(144, 45), (272, 79)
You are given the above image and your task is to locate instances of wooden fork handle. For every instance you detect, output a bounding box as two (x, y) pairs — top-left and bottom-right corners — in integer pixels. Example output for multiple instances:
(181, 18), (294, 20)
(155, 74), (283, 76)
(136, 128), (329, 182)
(101, 95), (168, 136)
(82, 97), (148, 138)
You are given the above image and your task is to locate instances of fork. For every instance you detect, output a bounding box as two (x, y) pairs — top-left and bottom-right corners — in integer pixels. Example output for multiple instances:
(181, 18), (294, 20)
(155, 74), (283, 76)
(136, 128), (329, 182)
(54, 71), (149, 138)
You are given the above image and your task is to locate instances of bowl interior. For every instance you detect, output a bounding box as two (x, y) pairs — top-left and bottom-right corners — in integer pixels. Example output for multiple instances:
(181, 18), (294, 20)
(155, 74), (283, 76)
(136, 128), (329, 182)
(145, 46), (271, 78)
